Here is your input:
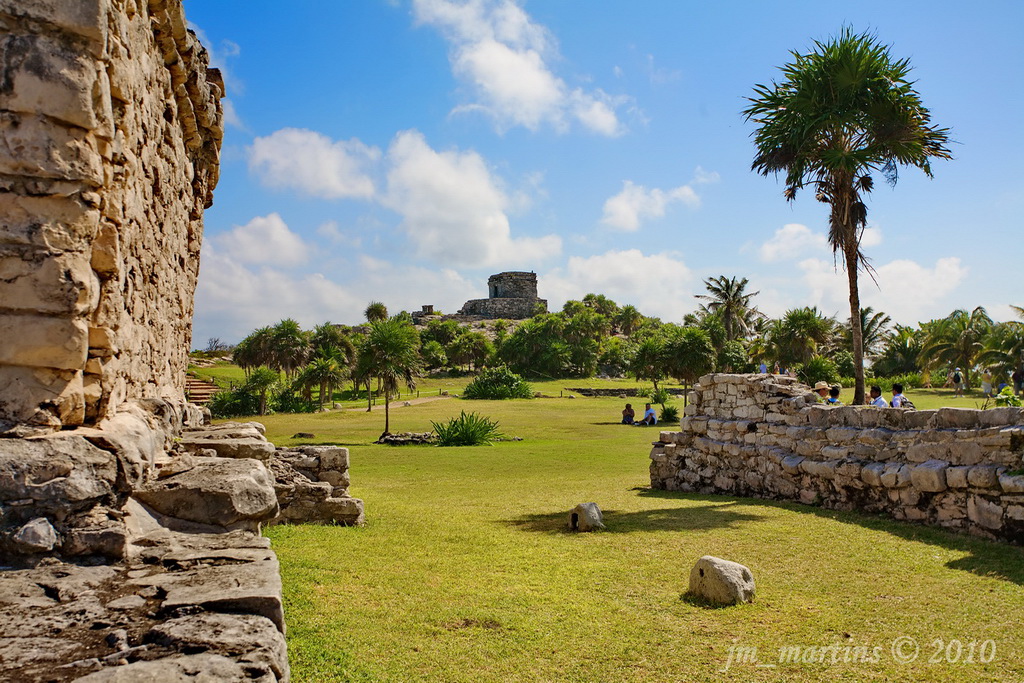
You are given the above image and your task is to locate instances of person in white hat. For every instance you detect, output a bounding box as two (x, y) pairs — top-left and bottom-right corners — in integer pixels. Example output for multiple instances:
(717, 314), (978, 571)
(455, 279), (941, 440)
(813, 381), (830, 402)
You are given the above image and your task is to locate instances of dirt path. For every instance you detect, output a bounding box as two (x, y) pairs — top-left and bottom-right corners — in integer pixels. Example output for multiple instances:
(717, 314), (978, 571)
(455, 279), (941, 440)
(345, 394), (454, 412)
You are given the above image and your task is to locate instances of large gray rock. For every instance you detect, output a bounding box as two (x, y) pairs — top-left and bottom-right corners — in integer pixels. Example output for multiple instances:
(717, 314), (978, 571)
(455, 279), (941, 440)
(131, 557), (285, 632)
(178, 436), (276, 462)
(688, 555), (756, 605)
(0, 434), (117, 513)
(148, 613), (288, 681)
(569, 502), (604, 531)
(134, 457), (279, 530)
(12, 517), (57, 552)
(72, 653), (256, 682)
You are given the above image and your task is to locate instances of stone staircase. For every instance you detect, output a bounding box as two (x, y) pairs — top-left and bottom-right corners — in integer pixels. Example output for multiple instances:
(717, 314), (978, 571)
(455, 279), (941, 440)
(185, 375), (221, 404)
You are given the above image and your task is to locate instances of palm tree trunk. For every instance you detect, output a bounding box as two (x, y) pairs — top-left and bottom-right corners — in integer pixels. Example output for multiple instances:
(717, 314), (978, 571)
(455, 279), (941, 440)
(383, 395), (390, 437)
(845, 243), (866, 405)
(366, 379), (372, 412)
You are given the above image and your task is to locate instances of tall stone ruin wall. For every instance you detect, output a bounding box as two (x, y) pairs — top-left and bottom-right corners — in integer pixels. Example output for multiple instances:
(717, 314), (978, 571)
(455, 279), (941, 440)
(650, 374), (1024, 543)
(0, 0), (223, 431)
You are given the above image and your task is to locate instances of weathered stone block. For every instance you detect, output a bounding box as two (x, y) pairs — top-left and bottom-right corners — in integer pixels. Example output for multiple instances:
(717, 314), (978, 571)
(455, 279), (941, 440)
(0, 315), (88, 369)
(688, 555), (755, 605)
(569, 502), (604, 531)
(967, 495), (1003, 530)
(998, 473), (1024, 494)
(135, 457), (279, 529)
(967, 465), (1002, 489)
(910, 460), (948, 493)
(946, 466), (970, 489)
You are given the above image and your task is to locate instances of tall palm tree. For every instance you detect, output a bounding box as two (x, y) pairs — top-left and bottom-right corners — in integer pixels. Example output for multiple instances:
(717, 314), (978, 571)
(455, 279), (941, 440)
(356, 317), (422, 439)
(744, 29), (952, 403)
(978, 321), (1024, 380)
(271, 318), (309, 380)
(233, 326), (274, 378)
(694, 276), (763, 341)
(768, 307), (837, 367)
(920, 307), (993, 389)
(244, 366), (280, 416)
(872, 324), (923, 377)
(615, 305), (643, 337)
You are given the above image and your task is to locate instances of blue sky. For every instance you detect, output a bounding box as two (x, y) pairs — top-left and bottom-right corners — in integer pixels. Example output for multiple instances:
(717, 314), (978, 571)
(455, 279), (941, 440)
(184, 0), (1023, 345)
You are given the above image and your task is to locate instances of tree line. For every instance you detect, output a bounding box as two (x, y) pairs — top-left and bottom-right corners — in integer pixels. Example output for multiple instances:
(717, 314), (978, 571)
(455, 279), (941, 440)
(206, 285), (1023, 419)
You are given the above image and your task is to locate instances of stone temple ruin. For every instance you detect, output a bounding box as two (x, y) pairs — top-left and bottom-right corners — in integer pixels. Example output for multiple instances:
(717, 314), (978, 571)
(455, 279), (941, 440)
(457, 271), (547, 319)
(0, 1), (360, 679)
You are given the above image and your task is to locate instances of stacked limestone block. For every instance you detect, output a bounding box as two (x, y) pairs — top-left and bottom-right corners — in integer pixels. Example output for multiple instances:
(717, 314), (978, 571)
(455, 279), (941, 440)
(650, 374), (1024, 543)
(0, 0), (223, 431)
(269, 445), (365, 526)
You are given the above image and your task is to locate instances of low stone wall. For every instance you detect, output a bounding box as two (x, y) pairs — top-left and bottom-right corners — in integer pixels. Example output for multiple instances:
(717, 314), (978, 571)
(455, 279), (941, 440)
(649, 374), (1024, 543)
(459, 296), (546, 319)
(565, 387), (686, 397)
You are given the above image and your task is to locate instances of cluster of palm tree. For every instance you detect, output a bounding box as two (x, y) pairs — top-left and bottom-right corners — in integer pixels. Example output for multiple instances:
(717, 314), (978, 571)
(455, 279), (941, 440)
(878, 306), (1024, 389)
(233, 319), (355, 410)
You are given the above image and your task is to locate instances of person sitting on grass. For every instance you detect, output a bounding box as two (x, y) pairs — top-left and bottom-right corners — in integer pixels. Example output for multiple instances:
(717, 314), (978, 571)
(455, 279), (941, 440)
(869, 385), (888, 407)
(813, 381), (830, 402)
(635, 403), (657, 426)
(621, 403), (635, 425)
(826, 386), (842, 405)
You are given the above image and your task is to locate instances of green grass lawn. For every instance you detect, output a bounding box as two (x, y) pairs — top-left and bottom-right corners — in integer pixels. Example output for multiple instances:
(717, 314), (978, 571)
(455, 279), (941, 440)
(250, 388), (1024, 682)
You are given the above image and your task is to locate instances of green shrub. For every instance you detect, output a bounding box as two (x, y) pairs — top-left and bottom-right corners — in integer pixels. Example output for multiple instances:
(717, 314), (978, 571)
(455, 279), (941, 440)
(833, 350), (856, 378)
(431, 411), (505, 446)
(462, 365), (534, 400)
(995, 386), (1023, 407)
(660, 405), (679, 424)
(208, 389), (259, 418)
(649, 387), (671, 406)
(798, 357), (839, 387)
(837, 373), (922, 391)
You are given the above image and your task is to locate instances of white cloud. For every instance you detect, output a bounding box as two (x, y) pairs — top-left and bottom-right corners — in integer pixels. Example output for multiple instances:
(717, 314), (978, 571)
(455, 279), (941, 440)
(193, 246), (477, 343)
(316, 220), (362, 249)
(212, 213), (308, 267)
(692, 166), (720, 185)
(861, 226), (883, 248)
(542, 249), (694, 321)
(221, 99), (244, 130)
(248, 128), (381, 200)
(799, 256), (968, 324)
(413, 0), (628, 135)
(759, 223), (828, 262)
(383, 130), (561, 267)
(601, 181), (700, 232)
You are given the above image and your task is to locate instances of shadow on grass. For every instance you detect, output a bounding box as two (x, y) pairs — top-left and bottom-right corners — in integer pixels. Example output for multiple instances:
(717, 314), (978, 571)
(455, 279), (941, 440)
(679, 593), (742, 610)
(502, 500), (765, 535)
(640, 487), (1024, 587)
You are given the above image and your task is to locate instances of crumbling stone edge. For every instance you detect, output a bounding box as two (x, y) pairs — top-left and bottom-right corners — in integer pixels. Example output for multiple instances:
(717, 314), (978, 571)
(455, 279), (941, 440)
(0, 398), (364, 681)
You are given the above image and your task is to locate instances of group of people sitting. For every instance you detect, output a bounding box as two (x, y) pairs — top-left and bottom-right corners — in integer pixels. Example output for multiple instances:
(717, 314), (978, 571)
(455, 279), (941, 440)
(621, 403), (657, 426)
(813, 381), (913, 408)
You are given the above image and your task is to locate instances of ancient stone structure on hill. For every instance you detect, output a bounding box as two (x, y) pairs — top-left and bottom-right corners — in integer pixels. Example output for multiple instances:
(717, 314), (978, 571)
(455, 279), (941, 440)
(458, 271), (547, 319)
(650, 374), (1024, 544)
(0, 2), (361, 679)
